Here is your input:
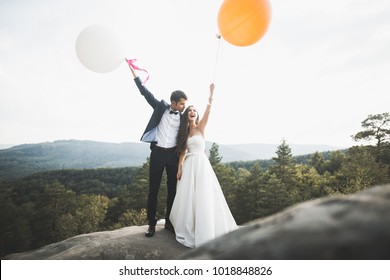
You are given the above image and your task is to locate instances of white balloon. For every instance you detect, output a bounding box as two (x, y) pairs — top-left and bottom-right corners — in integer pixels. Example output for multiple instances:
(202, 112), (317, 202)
(75, 25), (124, 73)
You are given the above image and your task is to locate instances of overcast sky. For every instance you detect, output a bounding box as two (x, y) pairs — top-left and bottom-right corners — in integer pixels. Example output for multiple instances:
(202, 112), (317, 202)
(1, 0), (389, 148)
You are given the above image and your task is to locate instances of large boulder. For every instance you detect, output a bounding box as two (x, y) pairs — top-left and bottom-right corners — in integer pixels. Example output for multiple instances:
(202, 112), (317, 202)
(181, 184), (390, 259)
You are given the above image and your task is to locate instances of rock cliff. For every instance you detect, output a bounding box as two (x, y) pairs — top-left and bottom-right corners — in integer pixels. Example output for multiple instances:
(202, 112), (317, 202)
(5, 184), (390, 260)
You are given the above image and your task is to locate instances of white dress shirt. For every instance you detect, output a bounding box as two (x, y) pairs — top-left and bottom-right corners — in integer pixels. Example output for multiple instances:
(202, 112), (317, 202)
(156, 109), (180, 148)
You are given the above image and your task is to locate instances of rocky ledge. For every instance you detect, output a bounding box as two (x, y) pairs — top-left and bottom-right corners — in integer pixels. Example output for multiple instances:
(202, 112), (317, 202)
(5, 184), (390, 260)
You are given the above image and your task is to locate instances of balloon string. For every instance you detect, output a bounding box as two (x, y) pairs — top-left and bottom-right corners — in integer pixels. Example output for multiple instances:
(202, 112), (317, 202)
(125, 58), (150, 84)
(213, 34), (223, 84)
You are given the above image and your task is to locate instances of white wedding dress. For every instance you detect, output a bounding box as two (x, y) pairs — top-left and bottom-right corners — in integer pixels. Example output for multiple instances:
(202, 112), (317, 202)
(170, 135), (238, 248)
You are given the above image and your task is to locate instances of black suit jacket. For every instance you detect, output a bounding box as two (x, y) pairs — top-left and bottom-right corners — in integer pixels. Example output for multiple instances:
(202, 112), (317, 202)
(134, 77), (181, 146)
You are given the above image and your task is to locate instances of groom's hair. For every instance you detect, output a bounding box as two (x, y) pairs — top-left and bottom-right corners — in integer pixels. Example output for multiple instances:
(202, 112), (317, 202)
(170, 90), (187, 103)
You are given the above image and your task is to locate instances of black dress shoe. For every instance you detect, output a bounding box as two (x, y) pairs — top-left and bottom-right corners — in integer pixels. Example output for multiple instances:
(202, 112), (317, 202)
(164, 223), (175, 233)
(145, 225), (155, 237)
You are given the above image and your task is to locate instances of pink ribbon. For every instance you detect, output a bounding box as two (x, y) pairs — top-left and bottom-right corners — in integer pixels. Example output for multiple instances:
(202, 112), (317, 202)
(125, 58), (149, 84)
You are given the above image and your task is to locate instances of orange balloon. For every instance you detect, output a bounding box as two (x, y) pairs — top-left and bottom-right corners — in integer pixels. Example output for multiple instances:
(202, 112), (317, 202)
(217, 0), (271, 47)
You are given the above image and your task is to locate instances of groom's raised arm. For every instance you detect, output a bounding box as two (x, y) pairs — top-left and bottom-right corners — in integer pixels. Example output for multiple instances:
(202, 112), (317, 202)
(127, 60), (159, 109)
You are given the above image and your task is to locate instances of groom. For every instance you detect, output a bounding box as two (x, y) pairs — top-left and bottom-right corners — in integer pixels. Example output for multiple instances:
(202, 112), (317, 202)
(127, 63), (187, 237)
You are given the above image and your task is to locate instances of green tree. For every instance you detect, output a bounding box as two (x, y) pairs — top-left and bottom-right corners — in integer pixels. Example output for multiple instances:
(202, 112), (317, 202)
(259, 172), (291, 215)
(324, 150), (345, 175)
(243, 164), (263, 221)
(104, 159), (150, 226)
(75, 194), (110, 234)
(130, 158), (152, 210)
(336, 146), (388, 193)
(233, 164), (263, 223)
(214, 163), (237, 203)
(294, 164), (325, 202)
(209, 142), (223, 167)
(269, 139), (297, 187)
(117, 208), (147, 227)
(352, 112), (390, 162)
(53, 213), (78, 241)
(31, 181), (78, 247)
(226, 167), (250, 224)
(310, 152), (326, 175)
(0, 184), (33, 257)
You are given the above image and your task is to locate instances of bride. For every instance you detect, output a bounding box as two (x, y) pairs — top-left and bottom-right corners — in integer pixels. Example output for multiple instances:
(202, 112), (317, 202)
(169, 83), (238, 248)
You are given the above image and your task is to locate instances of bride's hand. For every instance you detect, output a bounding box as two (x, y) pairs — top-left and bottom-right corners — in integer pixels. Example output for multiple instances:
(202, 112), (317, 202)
(176, 169), (182, 181)
(209, 83), (215, 105)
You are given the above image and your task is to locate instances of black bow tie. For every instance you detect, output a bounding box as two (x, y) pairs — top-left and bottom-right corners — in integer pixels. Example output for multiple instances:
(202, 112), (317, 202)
(170, 110), (179, 115)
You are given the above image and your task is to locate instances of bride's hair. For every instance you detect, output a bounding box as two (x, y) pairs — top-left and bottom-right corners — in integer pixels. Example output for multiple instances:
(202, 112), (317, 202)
(176, 106), (199, 155)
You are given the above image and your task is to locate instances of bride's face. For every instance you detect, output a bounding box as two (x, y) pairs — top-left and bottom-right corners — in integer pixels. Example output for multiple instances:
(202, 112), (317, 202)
(187, 106), (198, 122)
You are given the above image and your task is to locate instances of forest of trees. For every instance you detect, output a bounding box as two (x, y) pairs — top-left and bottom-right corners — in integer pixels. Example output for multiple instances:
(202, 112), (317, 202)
(1, 112), (389, 258)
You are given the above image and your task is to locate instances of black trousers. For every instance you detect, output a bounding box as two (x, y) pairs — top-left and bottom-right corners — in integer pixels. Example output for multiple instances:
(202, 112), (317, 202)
(147, 147), (178, 226)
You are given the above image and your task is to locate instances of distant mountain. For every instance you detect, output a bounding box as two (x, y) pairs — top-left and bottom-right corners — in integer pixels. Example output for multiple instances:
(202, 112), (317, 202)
(0, 140), (148, 180)
(216, 143), (345, 162)
(0, 144), (14, 150)
(0, 139), (344, 180)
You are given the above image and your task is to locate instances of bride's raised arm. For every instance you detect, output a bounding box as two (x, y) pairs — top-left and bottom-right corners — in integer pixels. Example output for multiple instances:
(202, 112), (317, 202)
(198, 83), (215, 134)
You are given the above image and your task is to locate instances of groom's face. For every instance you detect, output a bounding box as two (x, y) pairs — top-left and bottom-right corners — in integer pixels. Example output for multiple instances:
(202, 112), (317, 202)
(171, 98), (187, 112)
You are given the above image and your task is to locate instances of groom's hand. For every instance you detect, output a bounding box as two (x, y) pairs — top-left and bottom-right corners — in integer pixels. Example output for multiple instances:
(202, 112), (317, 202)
(125, 58), (137, 78)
